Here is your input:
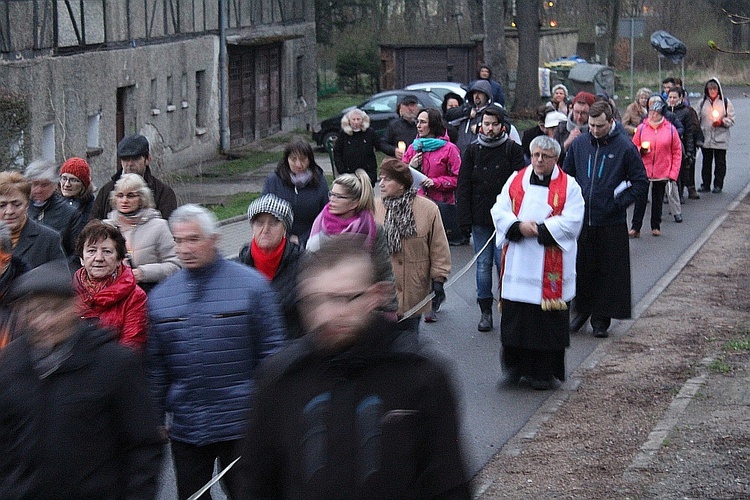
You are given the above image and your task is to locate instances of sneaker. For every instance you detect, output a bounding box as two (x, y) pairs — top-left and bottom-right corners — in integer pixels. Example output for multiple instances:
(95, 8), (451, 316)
(674, 214), (683, 223)
(652, 228), (661, 236)
(712, 187), (722, 194)
(593, 327), (609, 338)
(697, 185), (710, 193)
(424, 310), (438, 323)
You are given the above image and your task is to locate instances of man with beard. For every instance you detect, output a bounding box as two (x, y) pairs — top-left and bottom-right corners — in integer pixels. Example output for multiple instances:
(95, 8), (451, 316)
(385, 94), (420, 159)
(457, 104), (525, 331)
(238, 238), (469, 499)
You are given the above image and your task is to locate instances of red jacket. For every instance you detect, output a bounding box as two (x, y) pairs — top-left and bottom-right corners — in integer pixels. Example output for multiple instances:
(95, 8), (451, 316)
(403, 139), (462, 204)
(632, 119), (682, 181)
(74, 264), (149, 350)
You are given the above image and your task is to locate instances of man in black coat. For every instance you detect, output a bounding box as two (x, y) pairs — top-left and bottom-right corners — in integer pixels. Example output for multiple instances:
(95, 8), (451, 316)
(457, 105), (525, 332)
(90, 134), (178, 220)
(384, 94), (420, 159)
(239, 239), (470, 499)
(0, 261), (163, 499)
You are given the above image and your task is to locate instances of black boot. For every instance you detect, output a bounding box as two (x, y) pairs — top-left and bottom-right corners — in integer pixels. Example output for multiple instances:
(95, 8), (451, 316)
(477, 298), (494, 332)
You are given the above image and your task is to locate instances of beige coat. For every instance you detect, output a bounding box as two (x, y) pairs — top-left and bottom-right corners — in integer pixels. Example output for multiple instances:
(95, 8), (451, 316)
(375, 195), (451, 316)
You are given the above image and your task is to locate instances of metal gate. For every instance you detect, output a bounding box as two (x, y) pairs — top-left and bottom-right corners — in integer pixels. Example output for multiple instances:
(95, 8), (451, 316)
(228, 44), (281, 147)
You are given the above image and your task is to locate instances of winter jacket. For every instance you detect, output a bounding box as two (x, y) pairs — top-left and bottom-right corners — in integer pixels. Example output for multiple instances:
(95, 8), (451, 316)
(74, 263), (149, 350)
(456, 137), (525, 229)
(239, 316), (471, 499)
(28, 192), (82, 258)
(147, 256), (287, 446)
(105, 208), (180, 288)
(374, 196), (451, 316)
(563, 125), (649, 227)
(633, 119), (683, 181)
(90, 166), (177, 221)
(385, 116), (418, 148)
(240, 239), (305, 339)
(263, 165), (329, 247)
(0, 324), (163, 499)
(0, 257), (27, 349)
(668, 101), (697, 158)
(402, 140), (462, 204)
(334, 112), (395, 184)
(698, 77), (735, 150)
(12, 218), (66, 270)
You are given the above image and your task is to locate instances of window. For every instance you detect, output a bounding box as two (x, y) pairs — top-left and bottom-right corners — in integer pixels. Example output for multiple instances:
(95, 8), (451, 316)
(42, 124), (55, 161)
(296, 56), (304, 98)
(195, 70), (206, 127)
(87, 114), (100, 148)
(150, 78), (158, 110)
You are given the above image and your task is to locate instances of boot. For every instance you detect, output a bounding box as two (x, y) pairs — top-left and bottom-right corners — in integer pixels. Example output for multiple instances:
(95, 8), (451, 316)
(478, 298), (494, 332)
(687, 187), (700, 200)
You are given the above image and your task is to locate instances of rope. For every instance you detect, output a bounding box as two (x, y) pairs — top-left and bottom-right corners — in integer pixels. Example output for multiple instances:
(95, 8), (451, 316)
(399, 229), (497, 321)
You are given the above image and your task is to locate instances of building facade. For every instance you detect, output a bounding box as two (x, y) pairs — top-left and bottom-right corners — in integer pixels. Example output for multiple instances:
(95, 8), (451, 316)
(0, 0), (317, 186)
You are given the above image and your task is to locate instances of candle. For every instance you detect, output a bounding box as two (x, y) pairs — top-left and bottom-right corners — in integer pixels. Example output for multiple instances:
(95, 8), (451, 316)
(641, 141), (651, 151)
(397, 141), (406, 152)
(712, 109), (720, 119)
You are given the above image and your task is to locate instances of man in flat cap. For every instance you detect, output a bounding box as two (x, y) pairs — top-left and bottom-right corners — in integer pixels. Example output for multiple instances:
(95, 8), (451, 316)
(0, 261), (163, 498)
(89, 134), (177, 221)
(385, 94), (420, 159)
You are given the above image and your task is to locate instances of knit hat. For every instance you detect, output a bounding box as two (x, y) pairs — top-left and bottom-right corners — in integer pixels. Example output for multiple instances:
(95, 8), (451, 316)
(8, 261), (73, 301)
(60, 157), (91, 190)
(117, 134), (150, 158)
(379, 158), (413, 190)
(247, 194), (294, 231)
(573, 91), (596, 107)
(647, 94), (667, 115)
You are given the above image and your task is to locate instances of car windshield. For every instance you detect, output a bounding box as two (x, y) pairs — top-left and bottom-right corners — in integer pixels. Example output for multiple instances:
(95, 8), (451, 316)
(361, 95), (398, 113)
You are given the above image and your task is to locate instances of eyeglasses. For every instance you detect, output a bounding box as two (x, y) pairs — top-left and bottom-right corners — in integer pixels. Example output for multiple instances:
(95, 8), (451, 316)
(297, 291), (366, 309)
(114, 192), (140, 199)
(60, 175), (82, 185)
(328, 191), (352, 200)
(531, 152), (557, 161)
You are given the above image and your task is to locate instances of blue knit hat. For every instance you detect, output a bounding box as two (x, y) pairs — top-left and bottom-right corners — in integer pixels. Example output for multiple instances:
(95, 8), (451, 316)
(247, 194), (294, 230)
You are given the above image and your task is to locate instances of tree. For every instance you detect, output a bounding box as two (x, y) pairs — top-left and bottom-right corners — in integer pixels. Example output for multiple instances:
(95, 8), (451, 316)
(483, 0), (509, 94)
(513, 0), (541, 113)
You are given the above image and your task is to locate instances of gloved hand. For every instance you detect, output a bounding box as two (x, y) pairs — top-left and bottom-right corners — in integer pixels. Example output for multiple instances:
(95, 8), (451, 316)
(432, 280), (446, 312)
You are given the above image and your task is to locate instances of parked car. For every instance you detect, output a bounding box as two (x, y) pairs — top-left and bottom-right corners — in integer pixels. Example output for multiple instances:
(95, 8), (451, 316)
(312, 89), (442, 148)
(404, 82), (467, 101)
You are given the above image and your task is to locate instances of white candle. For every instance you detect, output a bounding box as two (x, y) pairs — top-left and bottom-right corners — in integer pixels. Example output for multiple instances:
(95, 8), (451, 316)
(397, 141), (406, 152)
(641, 141), (651, 151)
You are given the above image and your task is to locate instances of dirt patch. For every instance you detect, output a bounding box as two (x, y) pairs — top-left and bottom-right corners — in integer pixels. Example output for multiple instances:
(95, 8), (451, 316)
(475, 196), (750, 498)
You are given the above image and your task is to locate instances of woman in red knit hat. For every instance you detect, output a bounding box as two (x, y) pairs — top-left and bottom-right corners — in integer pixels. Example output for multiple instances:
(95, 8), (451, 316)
(59, 157), (95, 224)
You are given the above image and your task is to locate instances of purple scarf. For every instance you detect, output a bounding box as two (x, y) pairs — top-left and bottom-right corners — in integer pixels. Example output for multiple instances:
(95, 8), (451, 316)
(308, 204), (377, 251)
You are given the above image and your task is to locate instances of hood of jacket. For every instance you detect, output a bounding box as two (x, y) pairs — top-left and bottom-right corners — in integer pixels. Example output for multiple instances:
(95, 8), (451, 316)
(702, 77), (724, 103)
(340, 111), (371, 135)
(467, 80), (493, 102)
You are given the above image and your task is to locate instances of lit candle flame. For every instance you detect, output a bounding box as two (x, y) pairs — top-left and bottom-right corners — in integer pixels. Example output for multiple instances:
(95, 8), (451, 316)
(398, 141), (406, 152)
(642, 141), (651, 151)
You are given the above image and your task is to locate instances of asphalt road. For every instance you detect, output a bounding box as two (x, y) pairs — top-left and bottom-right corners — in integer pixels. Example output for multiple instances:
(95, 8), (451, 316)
(157, 91), (749, 497)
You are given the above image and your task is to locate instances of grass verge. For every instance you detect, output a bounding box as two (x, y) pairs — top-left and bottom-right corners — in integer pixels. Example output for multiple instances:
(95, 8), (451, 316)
(208, 192), (261, 221)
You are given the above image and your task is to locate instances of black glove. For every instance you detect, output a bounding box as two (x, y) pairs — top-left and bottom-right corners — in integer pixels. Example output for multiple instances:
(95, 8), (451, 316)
(432, 280), (446, 311)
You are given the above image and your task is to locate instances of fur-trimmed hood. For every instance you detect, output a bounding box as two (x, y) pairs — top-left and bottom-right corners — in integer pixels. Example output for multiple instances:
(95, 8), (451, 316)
(340, 110), (371, 135)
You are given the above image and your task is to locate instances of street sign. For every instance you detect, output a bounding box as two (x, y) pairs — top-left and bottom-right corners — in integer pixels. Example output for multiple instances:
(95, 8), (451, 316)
(618, 18), (646, 38)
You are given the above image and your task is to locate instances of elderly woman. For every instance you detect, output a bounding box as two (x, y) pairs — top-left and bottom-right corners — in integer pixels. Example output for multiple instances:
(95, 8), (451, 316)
(403, 107), (464, 245)
(25, 159), (82, 258)
(104, 173), (180, 292)
(374, 158), (451, 326)
(333, 108), (395, 185)
(622, 87), (651, 136)
(239, 194), (304, 338)
(548, 84), (570, 113)
(0, 171), (65, 270)
(73, 219), (148, 350)
(59, 157), (95, 227)
(263, 139), (329, 247)
(307, 169), (398, 314)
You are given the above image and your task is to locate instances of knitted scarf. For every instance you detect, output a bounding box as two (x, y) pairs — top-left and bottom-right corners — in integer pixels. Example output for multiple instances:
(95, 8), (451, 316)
(477, 132), (508, 148)
(508, 167), (568, 311)
(308, 204), (377, 251)
(250, 237), (286, 280)
(412, 137), (447, 152)
(382, 187), (418, 254)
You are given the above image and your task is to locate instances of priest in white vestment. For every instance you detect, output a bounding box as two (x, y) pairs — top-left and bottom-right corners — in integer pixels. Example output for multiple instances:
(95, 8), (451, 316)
(491, 135), (584, 390)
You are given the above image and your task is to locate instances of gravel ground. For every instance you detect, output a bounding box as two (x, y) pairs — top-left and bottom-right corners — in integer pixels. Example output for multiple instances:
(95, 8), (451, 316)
(473, 193), (750, 498)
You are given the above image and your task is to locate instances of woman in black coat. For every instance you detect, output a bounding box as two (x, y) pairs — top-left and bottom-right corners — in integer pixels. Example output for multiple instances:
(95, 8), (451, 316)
(333, 108), (395, 185)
